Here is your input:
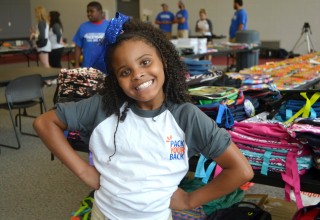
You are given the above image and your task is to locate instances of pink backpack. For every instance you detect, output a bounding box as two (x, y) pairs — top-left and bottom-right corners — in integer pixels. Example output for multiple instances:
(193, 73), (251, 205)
(229, 121), (313, 209)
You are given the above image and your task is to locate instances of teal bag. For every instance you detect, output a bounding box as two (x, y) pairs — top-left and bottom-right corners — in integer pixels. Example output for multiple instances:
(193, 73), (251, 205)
(172, 154), (244, 219)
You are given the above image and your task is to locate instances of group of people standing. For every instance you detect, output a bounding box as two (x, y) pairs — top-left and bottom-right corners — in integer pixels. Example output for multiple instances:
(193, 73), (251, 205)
(155, 0), (189, 39)
(31, 0), (247, 70)
(30, 6), (64, 68)
(31, 2), (108, 71)
(155, 0), (247, 42)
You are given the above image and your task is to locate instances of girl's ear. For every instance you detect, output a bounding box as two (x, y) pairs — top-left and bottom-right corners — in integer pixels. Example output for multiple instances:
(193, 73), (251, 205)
(113, 75), (118, 84)
(162, 58), (167, 69)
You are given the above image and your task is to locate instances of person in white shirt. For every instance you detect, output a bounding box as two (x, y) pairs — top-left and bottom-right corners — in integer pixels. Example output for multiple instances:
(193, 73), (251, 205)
(195, 8), (213, 37)
(48, 11), (64, 68)
(30, 6), (51, 68)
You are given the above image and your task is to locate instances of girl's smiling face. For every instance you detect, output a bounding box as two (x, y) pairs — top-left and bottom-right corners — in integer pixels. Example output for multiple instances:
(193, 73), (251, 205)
(112, 39), (165, 110)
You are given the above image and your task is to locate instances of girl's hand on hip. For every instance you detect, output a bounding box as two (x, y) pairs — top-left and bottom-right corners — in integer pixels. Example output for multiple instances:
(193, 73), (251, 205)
(79, 165), (101, 190)
(169, 188), (192, 210)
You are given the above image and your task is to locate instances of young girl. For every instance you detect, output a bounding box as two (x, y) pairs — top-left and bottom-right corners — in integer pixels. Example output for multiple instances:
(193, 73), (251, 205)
(33, 13), (253, 220)
(30, 6), (51, 68)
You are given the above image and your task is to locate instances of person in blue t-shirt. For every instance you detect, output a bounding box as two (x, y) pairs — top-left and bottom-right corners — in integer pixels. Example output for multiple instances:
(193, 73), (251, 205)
(174, 0), (189, 38)
(155, 3), (175, 40)
(73, 1), (109, 68)
(229, 0), (247, 42)
(228, 0), (247, 70)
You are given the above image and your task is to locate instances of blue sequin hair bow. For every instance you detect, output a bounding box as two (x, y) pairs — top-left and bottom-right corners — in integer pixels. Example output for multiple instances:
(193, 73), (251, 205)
(89, 12), (129, 74)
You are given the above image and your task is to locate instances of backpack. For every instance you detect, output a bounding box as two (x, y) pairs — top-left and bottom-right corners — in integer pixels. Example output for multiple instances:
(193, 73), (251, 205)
(292, 202), (320, 220)
(228, 121), (313, 209)
(71, 191), (94, 220)
(206, 202), (272, 220)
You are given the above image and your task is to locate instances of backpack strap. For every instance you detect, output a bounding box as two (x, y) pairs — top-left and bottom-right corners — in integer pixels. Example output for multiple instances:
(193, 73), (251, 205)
(195, 154), (207, 178)
(281, 151), (303, 209)
(202, 161), (216, 184)
(285, 108), (293, 121)
(194, 154), (220, 184)
(71, 196), (94, 219)
(261, 150), (272, 175)
(285, 92), (320, 123)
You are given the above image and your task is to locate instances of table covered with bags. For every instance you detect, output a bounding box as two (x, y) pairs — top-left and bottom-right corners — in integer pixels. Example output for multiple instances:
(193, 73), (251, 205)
(67, 51), (320, 219)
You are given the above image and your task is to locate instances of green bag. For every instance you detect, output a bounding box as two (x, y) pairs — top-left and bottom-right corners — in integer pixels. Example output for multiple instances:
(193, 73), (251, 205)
(178, 178), (245, 215)
(188, 86), (239, 105)
(71, 191), (94, 220)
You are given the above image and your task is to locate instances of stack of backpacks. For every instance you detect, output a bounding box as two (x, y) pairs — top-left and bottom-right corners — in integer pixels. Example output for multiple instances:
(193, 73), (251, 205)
(287, 118), (320, 170)
(184, 59), (282, 128)
(227, 72), (281, 113)
(184, 58), (242, 89)
(228, 120), (313, 209)
(189, 86), (260, 129)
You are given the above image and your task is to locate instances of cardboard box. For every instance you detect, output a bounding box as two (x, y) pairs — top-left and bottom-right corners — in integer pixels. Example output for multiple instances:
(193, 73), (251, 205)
(243, 194), (298, 220)
(263, 197), (298, 220)
(243, 194), (268, 207)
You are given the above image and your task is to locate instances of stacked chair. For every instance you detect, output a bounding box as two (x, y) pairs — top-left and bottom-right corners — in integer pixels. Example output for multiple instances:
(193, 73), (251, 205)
(0, 74), (47, 150)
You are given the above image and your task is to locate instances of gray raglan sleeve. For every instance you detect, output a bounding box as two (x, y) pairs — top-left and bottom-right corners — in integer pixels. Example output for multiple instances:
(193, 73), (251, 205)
(171, 103), (231, 159)
(37, 21), (46, 40)
(55, 94), (105, 143)
(52, 23), (62, 43)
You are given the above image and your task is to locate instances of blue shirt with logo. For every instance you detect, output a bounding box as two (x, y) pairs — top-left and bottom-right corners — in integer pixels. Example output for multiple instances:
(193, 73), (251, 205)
(176, 9), (188, 30)
(229, 9), (247, 38)
(156, 11), (175, 33)
(73, 20), (109, 67)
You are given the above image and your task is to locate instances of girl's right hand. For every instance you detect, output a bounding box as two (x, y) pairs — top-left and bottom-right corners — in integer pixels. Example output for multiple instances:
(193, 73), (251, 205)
(79, 165), (101, 190)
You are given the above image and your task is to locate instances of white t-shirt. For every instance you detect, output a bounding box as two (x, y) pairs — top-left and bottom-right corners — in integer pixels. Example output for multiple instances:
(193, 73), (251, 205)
(56, 95), (231, 220)
(49, 25), (64, 50)
(197, 20), (211, 36)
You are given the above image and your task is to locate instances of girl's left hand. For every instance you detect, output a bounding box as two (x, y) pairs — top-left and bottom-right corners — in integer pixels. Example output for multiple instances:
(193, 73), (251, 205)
(169, 188), (191, 210)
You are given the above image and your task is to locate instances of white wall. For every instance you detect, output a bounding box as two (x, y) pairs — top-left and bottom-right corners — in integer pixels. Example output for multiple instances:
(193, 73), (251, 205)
(142, 0), (320, 54)
(29, 0), (320, 55)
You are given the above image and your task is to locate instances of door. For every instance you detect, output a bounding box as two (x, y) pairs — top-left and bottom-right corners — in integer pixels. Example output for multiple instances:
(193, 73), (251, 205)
(116, 0), (140, 20)
(0, 0), (31, 39)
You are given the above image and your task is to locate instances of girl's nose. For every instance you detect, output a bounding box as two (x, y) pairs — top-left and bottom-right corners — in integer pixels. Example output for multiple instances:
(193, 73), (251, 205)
(132, 69), (145, 80)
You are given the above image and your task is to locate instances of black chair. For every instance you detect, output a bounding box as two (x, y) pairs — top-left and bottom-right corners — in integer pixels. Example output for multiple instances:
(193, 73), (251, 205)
(0, 74), (47, 149)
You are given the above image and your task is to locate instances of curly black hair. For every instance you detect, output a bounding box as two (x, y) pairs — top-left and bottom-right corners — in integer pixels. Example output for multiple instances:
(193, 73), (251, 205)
(99, 19), (191, 119)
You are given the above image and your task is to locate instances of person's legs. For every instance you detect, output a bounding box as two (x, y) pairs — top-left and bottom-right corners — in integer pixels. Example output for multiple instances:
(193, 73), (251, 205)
(228, 37), (237, 70)
(164, 32), (172, 40)
(49, 52), (54, 68)
(91, 200), (172, 220)
(177, 30), (189, 38)
(91, 202), (106, 220)
(91, 198), (175, 220)
(229, 38), (236, 43)
(38, 52), (50, 68)
(181, 30), (189, 38)
(49, 48), (64, 68)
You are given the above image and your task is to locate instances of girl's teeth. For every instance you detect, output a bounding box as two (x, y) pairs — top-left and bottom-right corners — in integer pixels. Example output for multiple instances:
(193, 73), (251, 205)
(136, 80), (152, 90)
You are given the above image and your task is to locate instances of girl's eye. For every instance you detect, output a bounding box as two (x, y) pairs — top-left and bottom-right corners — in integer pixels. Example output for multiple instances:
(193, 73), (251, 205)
(141, 59), (151, 66)
(120, 69), (131, 77)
